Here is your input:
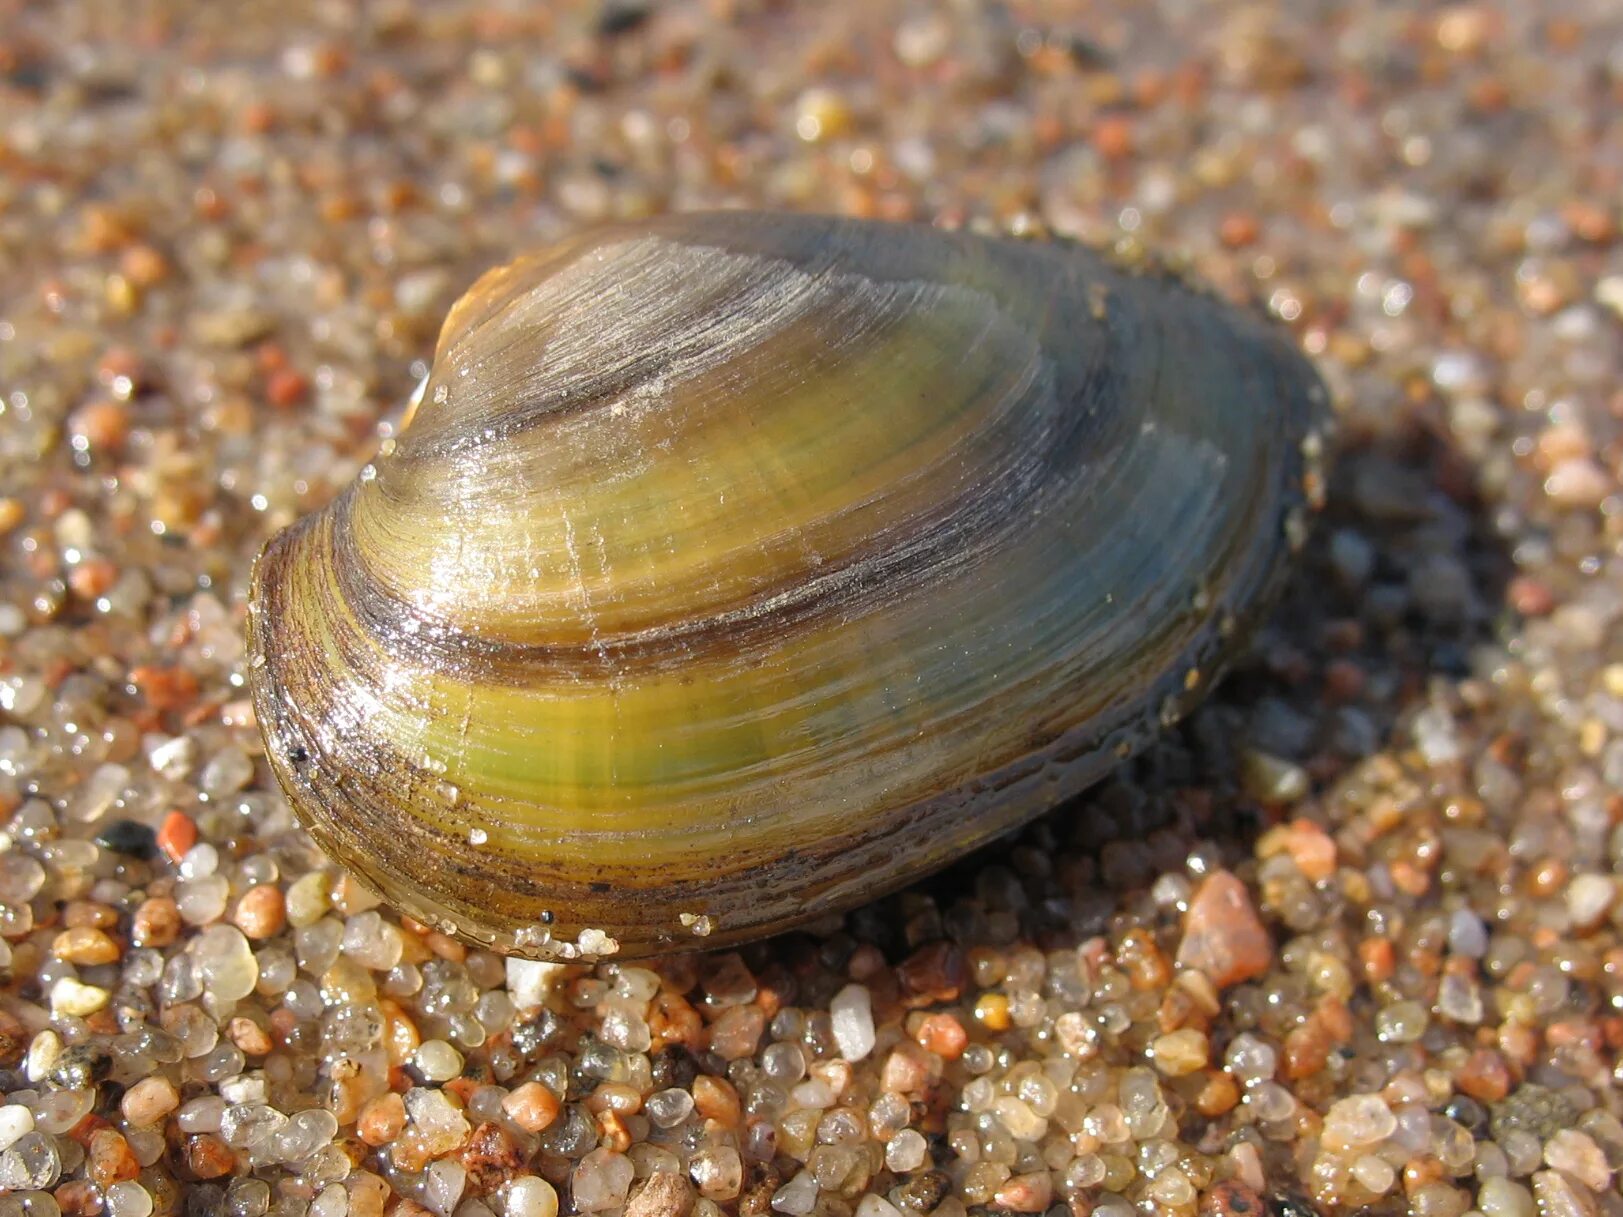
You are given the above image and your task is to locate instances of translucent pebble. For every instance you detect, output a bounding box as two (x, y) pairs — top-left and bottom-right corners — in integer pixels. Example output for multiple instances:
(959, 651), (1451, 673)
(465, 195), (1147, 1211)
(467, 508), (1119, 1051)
(600, 1008), (652, 1053)
(49, 978), (109, 1017)
(1148, 1168), (1193, 1207)
(690, 1147), (743, 1200)
(201, 1043), (247, 1082)
(1447, 909), (1489, 958)
(179, 843), (220, 879)
(1323, 1094), (1397, 1147)
(177, 1097), (227, 1134)
(1224, 1033), (1277, 1083)
(404, 1090), (470, 1153)
(762, 1043), (806, 1083)
(0, 1106), (35, 1152)
(1566, 874), (1616, 931)
(885, 1129), (927, 1172)
(867, 1093), (910, 1138)
(1247, 1082), (1296, 1123)
(310, 1184), (348, 1217)
(201, 748), (255, 798)
(191, 924), (259, 1000)
(1437, 973), (1484, 1024)
(1476, 1178), (1535, 1217)
(572, 1149), (632, 1213)
(1375, 1001), (1429, 1043)
(30, 1089), (92, 1135)
(66, 762), (129, 823)
(226, 1176), (272, 1217)
(274, 1109), (340, 1163)
(770, 1171), (818, 1216)
(104, 1182), (154, 1217)
(0, 855), (46, 904)
(501, 1178), (558, 1217)
(789, 1078), (835, 1110)
(829, 985), (876, 1061)
(0, 1132), (60, 1190)
(992, 1097), (1046, 1143)
(285, 873), (332, 927)
(1544, 1129), (1612, 1190)
(219, 1104), (288, 1150)
(1148, 1030), (1208, 1076)
(24, 1032), (61, 1083)
(296, 919), (345, 974)
(414, 1040), (465, 1083)
(176, 876), (231, 925)
(1351, 1155), (1396, 1194)
(342, 911), (404, 971)
(476, 992), (514, 1034)
(645, 1089), (695, 1129)
(424, 1160), (467, 1217)
(855, 1197), (903, 1217)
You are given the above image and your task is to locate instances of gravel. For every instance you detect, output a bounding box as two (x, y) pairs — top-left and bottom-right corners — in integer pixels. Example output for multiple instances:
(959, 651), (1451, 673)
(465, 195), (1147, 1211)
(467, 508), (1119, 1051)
(3, 1), (1623, 1217)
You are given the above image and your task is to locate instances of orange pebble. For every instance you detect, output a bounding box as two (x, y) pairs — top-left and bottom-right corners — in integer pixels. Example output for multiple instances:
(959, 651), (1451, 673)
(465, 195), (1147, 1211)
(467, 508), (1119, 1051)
(157, 810), (197, 863)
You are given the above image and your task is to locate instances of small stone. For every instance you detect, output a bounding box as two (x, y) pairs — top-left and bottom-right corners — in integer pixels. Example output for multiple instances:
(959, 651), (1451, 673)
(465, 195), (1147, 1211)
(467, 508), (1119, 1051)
(50, 977), (110, 1017)
(1323, 1094), (1396, 1148)
(1545, 458), (1610, 509)
(156, 811), (197, 863)
(424, 1159), (466, 1217)
(95, 819), (157, 859)
(1476, 1178), (1535, 1217)
(413, 1040), (464, 1082)
(0, 1130), (57, 1189)
(626, 1172), (695, 1217)
(500, 1082), (560, 1134)
(132, 897), (181, 948)
(1350, 1155), (1395, 1195)
(1531, 1170), (1598, 1217)
(691, 1075), (741, 1127)
(104, 1181), (154, 1217)
(709, 1005), (766, 1061)
(691, 1148), (743, 1207)
(1177, 870), (1273, 988)
(885, 1129), (928, 1173)
(284, 873), (331, 927)
(1544, 1129), (1611, 1190)
(0, 1105), (34, 1151)
(991, 1173), (1052, 1213)
(1239, 749), (1310, 804)
(87, 1130), (141, 1188)
(505, 958), (566, 1010)
(1566, 874), (1615, 932)
(51, 926), (122, 965)
(1148, 1029), (1209, 1076)
(233, 886), (286, 939)
(121, 1077), (180, 1127)
(770, 1172), (818, 1216)
(191, 925), (259, 1002)
(1491, 1085), (1578, 1143)
(357, 1094), (406, 1147)
(572, 1149), (634, 1212)
(502, 1177), (559, 1217)
(459, 1122), (524, 1197)
(829, 984), (876, 1061)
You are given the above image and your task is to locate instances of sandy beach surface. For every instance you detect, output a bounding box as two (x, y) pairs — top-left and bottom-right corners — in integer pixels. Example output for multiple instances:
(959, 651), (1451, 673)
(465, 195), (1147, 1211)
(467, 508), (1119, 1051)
(1, 3), (1622, 1217)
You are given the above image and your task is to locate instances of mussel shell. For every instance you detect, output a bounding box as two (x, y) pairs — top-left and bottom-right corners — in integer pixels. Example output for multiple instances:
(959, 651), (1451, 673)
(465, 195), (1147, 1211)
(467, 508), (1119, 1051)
(247, 212), (1327, 960)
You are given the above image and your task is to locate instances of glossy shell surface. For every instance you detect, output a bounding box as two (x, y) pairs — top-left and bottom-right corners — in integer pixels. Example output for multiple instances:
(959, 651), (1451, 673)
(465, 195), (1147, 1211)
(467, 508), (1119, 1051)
(247, 212), (1327, 959)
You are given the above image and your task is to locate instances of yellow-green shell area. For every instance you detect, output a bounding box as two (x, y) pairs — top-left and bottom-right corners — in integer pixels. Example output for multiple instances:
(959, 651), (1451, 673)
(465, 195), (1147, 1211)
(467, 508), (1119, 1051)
(247, 212), (1327, 960)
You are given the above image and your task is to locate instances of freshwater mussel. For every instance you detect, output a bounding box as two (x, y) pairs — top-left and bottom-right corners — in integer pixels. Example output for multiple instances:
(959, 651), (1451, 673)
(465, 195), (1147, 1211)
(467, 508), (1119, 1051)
(247, 212), (1329, 960)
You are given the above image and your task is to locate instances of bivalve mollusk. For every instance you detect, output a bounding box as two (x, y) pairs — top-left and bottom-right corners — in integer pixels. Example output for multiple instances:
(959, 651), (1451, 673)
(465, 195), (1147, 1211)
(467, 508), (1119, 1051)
(247, 211), (1329, 960)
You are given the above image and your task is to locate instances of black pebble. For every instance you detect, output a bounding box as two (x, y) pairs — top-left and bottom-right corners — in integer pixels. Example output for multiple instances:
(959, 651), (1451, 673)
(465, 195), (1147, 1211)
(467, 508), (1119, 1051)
(95, 818), (156, 859)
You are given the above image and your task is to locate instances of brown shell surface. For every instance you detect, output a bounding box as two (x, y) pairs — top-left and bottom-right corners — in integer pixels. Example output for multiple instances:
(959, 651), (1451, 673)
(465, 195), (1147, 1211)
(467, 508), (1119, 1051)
(246, 212), (1328, 960)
